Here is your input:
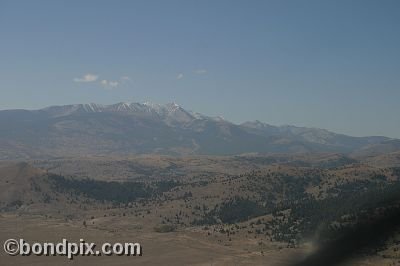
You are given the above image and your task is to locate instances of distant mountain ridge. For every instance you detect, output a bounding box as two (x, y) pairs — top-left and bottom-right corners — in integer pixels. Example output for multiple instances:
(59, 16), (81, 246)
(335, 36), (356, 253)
(0, 102), (397, 159)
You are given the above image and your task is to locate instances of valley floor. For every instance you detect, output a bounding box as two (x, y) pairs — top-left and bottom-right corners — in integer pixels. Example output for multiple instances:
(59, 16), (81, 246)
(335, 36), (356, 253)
(0, 214), (303, 266)
(0, 214), (395, 266)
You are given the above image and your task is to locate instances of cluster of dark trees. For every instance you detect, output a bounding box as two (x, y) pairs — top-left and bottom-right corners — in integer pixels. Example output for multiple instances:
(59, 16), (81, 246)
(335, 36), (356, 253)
(49, 174), (180, 203)
(193, 197), (266, 225)
(192, 169), (400, 251)
(271, 178), (400, 245)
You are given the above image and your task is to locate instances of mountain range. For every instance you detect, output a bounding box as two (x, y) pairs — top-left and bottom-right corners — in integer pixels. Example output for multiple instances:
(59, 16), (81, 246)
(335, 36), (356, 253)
(0, 102), (398, 159)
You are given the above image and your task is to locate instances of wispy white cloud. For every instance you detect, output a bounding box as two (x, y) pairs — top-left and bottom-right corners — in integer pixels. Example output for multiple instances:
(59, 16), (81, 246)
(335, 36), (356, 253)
(73, 73), (98, 83)
(109, 81), (119, 88)
(100, 79), (119, 89)
(193, 69), (207, 75)
(120, 76), (133, 85)
(74, 74), (130, 89)
(177, 73), (184, 80)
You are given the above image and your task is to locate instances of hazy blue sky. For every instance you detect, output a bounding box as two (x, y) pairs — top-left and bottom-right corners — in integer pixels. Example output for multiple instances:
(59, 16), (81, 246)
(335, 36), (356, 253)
(0, 0), (399, 138)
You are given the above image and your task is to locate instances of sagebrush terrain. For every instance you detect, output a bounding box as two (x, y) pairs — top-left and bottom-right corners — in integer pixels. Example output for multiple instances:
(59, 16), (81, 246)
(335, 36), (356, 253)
(1, 153), (400, 265)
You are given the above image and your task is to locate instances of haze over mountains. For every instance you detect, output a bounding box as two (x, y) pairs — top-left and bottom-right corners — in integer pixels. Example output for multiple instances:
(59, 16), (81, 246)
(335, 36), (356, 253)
(0, 102), (398, 159)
